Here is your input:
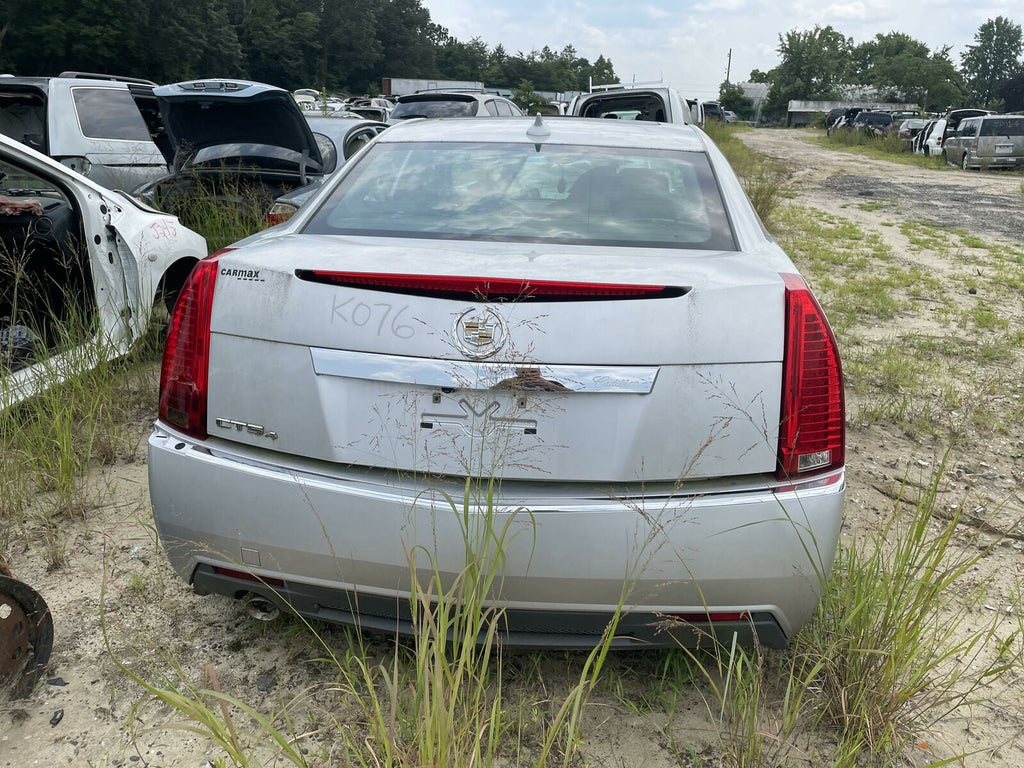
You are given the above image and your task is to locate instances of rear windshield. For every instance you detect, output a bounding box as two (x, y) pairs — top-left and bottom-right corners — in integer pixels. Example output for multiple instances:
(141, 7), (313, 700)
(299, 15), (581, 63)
(856, 113), (892, 125)
(578, 94), (668, 122)
(303, 141), (736, 250)
(0, 93), (46, 149)
(72, 87), (152, 141)
(390, 98), (476, 120)
(981, 118), (1024, 137)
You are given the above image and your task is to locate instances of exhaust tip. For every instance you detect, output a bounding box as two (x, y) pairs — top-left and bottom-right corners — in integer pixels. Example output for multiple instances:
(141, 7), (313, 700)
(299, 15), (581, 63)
(244, 594), (280, 622)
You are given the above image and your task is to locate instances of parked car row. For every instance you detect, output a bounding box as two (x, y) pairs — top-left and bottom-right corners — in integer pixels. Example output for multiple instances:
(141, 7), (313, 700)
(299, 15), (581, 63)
(826, 108), (904, 137)
(294, 90), (395, 121)
(911, 117), (947, 157)
(824, 103), (1023, 170)
(908, 108), (1024, 170)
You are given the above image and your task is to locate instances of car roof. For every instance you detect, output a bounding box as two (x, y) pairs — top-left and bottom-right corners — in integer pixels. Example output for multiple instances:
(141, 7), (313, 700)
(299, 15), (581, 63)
(304, 115), (387, 141)
(376, 116), (708, 151)
(0, 75), (147, 93)
(398, 91), (490, 101)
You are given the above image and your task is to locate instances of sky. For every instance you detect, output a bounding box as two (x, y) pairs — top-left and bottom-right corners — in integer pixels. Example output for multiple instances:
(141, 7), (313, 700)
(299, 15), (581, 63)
(420, 0), (1021, 99)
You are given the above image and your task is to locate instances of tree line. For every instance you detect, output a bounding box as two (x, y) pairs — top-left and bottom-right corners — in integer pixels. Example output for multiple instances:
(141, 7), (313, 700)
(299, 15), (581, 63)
(737, 17), (1024, 120)
(0, 0), (617, 94)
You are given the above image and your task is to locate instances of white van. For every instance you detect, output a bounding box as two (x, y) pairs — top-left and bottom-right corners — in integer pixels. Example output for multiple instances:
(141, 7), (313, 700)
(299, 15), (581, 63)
(945, 114), (1024, 170)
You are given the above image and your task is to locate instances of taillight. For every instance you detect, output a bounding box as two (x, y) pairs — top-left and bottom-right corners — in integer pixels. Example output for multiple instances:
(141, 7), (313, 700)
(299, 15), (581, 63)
(266, 201), (299, 227)
(777, 273), (845, 480)
(59, 157), (92, 176)
(158, 249), (232, 439)
(294, 271), (688, 302)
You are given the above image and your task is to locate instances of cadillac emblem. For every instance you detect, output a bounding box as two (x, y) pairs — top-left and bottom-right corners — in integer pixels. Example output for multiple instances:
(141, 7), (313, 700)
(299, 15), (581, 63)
(454, 307), (507, 359)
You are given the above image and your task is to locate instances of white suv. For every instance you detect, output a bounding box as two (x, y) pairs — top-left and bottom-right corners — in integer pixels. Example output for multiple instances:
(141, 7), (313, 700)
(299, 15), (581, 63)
(387, 90), (523, 123)
(0, 72), (167, 190)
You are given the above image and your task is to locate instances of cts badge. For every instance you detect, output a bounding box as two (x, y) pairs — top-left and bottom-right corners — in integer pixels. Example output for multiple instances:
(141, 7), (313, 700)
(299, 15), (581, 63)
(215, 418), (279, 440)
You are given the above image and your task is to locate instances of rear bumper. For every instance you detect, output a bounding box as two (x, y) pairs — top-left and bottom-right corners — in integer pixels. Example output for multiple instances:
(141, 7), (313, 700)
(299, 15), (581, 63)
(149, 425), (845, 649)
(192, 564), (789, 649)
(967, 153), (1023, 169)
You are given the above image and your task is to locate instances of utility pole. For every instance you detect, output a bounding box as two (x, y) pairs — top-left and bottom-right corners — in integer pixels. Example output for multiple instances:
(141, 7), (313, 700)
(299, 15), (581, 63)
(725, 49), (732, 87)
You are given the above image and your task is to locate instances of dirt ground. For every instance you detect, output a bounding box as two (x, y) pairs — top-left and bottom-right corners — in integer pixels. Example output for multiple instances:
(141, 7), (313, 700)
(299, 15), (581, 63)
(2, 129), (1024, 767)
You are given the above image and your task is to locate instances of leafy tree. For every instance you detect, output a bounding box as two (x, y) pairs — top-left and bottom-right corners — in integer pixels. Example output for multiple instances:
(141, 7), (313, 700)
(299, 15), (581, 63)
(961, 16), (1023, 107)
(849, 31), (929, 82)
(318, 0), (381, 92)
(374, 0), (437, 80)
(236, 0), (304, 86)
(719, 82), (753, 119)
(765, 25), (852, 117)
(585, 55), (618, 90)
(435, 34), (490, 81)
(511, 79), (549, 114)
(997, 71), (1024, 111)
(0, 0), (617, 101)
(849, 33), (965, 111)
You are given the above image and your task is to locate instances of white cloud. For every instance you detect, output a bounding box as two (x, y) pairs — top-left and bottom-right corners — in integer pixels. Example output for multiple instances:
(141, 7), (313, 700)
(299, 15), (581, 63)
(823, 2), (867, 21)
(420, 0), (997, 100)
(693, 0), (747, 11)
(643, 4), (673, 20)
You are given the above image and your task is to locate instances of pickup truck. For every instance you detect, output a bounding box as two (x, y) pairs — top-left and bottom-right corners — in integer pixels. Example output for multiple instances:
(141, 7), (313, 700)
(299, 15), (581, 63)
(567, 83), (694, 124)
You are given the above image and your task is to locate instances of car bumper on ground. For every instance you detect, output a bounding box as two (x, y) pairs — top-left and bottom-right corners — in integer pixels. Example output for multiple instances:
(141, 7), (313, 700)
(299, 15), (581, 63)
(149, 425), (845, 649)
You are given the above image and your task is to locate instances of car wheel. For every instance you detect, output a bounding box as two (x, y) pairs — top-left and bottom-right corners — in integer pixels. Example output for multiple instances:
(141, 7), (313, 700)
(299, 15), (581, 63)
(924, 146), (930, 157)
(961, 153), (970, 171)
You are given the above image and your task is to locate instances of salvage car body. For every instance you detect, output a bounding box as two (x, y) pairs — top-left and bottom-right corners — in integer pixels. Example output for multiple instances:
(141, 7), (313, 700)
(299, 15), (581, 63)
(136, 79), (325, 210)
(0, 133), (206, 411)
(149, 117), (845, 649)
(0, 73), (168, 191)
(266, 115), (388, 225)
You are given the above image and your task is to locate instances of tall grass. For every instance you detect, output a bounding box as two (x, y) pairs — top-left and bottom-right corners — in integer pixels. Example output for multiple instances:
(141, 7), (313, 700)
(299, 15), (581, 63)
(106, 477), (622, 767)
(153, 175), (275, 252)
(703, 121), (789, 226)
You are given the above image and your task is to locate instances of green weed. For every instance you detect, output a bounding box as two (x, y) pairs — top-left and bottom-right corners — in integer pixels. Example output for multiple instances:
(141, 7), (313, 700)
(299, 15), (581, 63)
(704, 121), (789, 226)
(792, 456), (1017, 761)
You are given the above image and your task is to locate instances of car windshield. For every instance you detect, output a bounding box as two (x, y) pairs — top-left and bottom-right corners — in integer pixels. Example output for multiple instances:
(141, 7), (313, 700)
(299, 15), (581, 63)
(390, 99), (476, 119)
(302, 141), (736, 250)
(981, 118), (1024, 137)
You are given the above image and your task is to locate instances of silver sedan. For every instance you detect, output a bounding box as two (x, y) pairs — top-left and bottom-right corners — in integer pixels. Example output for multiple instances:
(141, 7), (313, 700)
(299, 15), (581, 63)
(149, 117), (845, 648)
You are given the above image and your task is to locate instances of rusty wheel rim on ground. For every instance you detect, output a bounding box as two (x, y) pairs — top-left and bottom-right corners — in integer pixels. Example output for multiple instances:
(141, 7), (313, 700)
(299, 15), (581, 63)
(0, 575), (54, 699)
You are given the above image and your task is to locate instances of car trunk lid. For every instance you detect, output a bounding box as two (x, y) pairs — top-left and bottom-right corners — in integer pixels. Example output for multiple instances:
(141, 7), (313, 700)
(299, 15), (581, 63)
(153, 80), (323, 173)
(197, 238), (787, 483)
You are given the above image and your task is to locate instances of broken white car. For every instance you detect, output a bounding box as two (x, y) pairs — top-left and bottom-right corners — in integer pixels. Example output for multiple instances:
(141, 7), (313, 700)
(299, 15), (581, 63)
(1, 133), (207, 411)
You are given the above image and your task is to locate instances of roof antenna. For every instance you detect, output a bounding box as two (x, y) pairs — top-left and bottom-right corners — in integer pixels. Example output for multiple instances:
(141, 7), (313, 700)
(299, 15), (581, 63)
(527, 113), (550, 152)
